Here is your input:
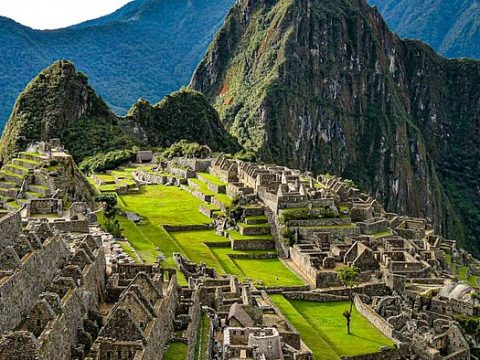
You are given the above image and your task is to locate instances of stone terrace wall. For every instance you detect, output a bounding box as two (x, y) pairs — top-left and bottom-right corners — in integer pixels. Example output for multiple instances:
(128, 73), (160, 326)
(0, 211), (21, 247)
(341, 347), (402, 360)
(354, 295), (397, 342)
(0, 235), (70, 333)
(50, 219), (90, 233)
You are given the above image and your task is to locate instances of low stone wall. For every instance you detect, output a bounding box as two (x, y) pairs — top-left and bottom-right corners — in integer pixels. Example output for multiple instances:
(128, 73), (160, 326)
(231, 239), (275, 251)
(210, 197), (228, 212)
(170, 158), (211, 173)
(260, 285), (311, 293)
(134, 171), (182, 185)
(354, 295), (397, 342)
(238, 224), (271, 236)
(197, 174), (226, 194)
(286, 217), (351, 227)
(228, 253), (277, 259)
(27, 199), (63, 215)
(199, 205), (221, 219)
(169, 167), (195, 179)
(340, 347), (402, 360)
(50, 219), (90, 233)
(298, 226), (360, 240)
(284, 292), (348, 302)
(164, 224), (210, 232)
(315, 271), (342, 288)
(358, 219), (389, 235)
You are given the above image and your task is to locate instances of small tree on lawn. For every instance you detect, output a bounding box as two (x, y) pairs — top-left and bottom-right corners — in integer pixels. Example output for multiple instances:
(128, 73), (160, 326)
(95, 194), (121, 238)
(337, 266), (360, 335)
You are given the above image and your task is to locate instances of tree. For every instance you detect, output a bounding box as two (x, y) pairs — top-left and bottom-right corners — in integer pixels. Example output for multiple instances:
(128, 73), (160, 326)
(337, 266), (360, 335)
(95, 194), (121, 238)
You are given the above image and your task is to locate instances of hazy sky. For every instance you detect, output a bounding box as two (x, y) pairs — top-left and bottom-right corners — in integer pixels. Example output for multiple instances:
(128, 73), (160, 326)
(0, 0), (132, 29)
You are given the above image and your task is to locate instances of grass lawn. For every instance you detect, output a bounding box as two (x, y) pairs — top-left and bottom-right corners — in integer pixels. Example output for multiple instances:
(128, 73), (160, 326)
(119, 185), (210, 226)
(189, 178), (215, 196)
(228, 230), (273, 241)
(373, 229), (393, 238)
(271, 295), (395, 359)
(198, 172), (226, 186)
(164, 341), (188, 360)
(194, 313), (210, 360)
(233, 258), (304, 287)
(169, 230), (301, 286)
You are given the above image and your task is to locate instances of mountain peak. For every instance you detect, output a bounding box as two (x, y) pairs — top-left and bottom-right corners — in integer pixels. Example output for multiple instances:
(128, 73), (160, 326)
(191, 0), (480, 253)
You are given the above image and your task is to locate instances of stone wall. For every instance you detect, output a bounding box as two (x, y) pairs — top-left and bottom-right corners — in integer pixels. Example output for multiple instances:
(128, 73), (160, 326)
(354, 295), (397, 342)
(286, 217), (351, 227)
(298, 226), (361, 240)
(0, 235), (70, 333)
(50, 219), (90, 233)
(340, 347), (402, 360)
(187, 290), (202, 360)
(142, 276), (179, 360)
(37, 237), (105, 359)
(231, 239), (275, 251)
(27, 199), (63, 216)
(164, 224), (210, 232)
(0, 211), (21, 247)
(284, 292), (348, 302)
(170, 158), (211, 173)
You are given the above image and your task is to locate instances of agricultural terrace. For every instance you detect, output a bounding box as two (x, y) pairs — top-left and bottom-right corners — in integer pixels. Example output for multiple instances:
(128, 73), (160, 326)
(94, 169), (304, 288)
(270, 295), (395, 359)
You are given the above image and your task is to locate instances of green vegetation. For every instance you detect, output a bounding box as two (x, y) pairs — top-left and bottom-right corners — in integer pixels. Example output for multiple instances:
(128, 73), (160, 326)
(95, 194), (121, 238)
(156, 140), (212, 161)
(337, 266), (360, 334)
(120, 185), (210, 226)
(271, 295), (395, 359)
(171, 230), (302, 286)
(163, 341), (188, 360)
(373, 229), (393, 238)
(198, 172), (226, 186)
(79, 149), (136, 174)
(194, 314), (210, 360)
(370, 0), (480, 59)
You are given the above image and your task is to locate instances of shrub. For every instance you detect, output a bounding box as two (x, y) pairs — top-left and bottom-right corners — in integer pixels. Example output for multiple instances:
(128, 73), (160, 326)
(154, 140), (211, 161)
(280, 226), (295, 246)
(79, 148), (136, 174)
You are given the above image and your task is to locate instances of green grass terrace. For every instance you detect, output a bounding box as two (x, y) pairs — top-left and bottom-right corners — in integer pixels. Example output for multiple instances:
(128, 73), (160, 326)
(100, 184), (304, 288)
(270, 295), (395, 360)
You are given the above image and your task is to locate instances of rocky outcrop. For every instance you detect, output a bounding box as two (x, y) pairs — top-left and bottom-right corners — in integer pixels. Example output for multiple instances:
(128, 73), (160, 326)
(0, 60), (238, 163)
(191, 0), (480, 252)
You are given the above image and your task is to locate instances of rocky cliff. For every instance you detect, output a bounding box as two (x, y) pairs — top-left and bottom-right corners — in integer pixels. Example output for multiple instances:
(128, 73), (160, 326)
(0, 60), (237, 163)
(191, 0), (480, 252)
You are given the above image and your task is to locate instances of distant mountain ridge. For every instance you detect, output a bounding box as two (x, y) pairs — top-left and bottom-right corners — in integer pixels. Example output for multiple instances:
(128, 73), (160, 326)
(369, 0), (480, 59)
(0, 0), (235, 128)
